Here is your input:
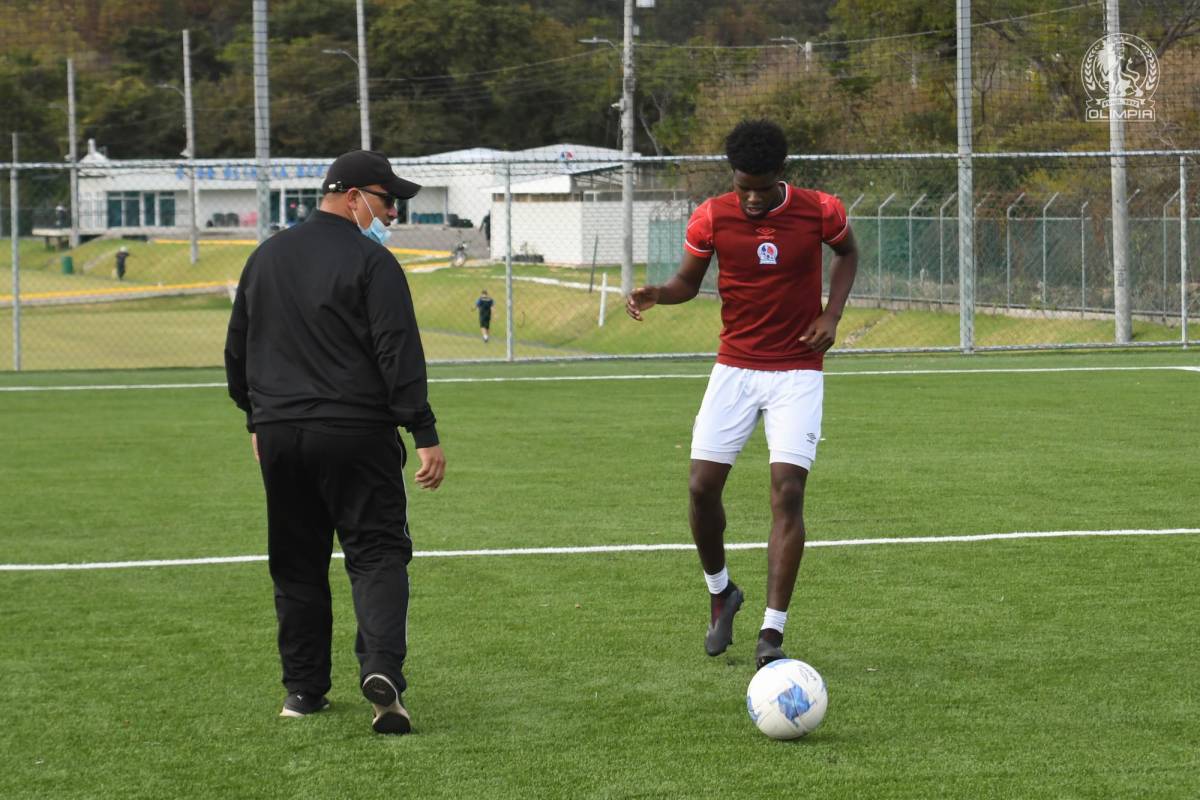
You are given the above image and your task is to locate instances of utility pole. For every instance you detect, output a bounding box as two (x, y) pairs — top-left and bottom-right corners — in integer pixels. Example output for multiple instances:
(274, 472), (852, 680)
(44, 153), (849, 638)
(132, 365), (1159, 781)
(1106, 0), (1131, 343)
(355, 0), (371, 150)
(620, 0), (635, 297)
(67, 57), (79, 248)
(183, 29), (198, 264)
(252, 0), (271, 243)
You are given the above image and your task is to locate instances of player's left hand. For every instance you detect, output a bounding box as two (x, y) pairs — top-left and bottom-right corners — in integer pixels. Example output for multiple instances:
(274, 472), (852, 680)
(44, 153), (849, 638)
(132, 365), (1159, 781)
(415, 445), (446, 490)
(798, 313), (840, 353)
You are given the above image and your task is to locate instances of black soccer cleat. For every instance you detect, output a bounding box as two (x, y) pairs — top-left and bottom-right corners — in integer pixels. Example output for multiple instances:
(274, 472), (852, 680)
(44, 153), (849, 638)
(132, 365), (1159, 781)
(279, 691), (330, 718)
(362, 673), (412, 735)
(704, 584), (745, 656)
(754, 638), (788, 671)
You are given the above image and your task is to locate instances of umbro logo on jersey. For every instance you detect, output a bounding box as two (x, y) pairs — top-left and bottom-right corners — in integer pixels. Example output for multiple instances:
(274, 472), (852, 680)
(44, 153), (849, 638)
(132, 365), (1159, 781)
(757, 242), (779, 265)
(755, 227), (776, 239)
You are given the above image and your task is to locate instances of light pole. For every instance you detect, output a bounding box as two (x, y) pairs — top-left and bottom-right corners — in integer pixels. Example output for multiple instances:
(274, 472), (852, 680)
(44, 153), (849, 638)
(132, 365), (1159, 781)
(323, 45), (371, 150)
(157, 30), (199, 265)
(66, 57), (79, 249)
(580, 3), (636, 296)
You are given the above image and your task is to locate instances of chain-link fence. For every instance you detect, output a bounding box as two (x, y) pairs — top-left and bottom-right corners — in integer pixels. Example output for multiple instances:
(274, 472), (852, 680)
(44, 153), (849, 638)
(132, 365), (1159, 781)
(1, 150), (1196, 370)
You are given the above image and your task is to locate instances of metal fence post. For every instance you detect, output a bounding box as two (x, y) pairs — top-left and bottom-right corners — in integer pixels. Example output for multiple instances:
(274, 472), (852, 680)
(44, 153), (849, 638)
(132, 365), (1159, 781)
(1080, 201), (1089, 317)
(504, 161), (514, 362)
(1041, 192), (1059, 305)
(877, 192), (896, 305)
(1163, 189), (1181, 324)
(846, 194), (863, 299)
(939, 193), (955, 306)
(907, 193), (926, 300)
(1182, 156), (1190, 346)
(9, 134), (19, 371)
(1005, 192), (1025, 309)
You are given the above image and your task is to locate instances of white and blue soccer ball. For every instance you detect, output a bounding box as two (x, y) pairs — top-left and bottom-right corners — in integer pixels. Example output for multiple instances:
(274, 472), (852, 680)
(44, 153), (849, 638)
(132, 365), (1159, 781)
(746, 659), (828, 739)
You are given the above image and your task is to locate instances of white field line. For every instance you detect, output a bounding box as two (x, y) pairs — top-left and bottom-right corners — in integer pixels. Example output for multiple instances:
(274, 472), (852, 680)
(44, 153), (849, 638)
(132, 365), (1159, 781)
(0, 365), (1197, 393)
(2, 528), (1197, 573)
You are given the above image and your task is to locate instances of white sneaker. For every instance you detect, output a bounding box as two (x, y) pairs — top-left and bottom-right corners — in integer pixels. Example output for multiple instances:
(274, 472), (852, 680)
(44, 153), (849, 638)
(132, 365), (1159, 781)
(362, 673), (411, 735)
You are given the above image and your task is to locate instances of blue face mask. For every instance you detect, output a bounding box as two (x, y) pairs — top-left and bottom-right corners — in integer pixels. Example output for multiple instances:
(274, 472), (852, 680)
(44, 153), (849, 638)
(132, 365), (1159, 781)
(351, 192), (392, 246)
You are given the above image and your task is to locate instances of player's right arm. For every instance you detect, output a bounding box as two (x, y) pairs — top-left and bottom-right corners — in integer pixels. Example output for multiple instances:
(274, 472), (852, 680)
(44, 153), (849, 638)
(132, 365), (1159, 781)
(626, 251), (712, 321)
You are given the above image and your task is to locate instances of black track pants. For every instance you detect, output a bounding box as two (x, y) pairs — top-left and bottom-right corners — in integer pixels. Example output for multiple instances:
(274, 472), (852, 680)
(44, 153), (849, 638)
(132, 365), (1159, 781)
(256, 423), (413, 697)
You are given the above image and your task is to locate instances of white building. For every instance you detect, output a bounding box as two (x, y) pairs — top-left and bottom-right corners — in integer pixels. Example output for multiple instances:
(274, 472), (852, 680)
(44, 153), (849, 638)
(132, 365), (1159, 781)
(71, 141), (695, 265)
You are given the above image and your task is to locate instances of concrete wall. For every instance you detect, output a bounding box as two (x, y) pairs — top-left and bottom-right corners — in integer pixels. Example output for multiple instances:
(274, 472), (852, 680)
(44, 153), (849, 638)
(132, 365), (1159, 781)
(489, 199), (659, 265)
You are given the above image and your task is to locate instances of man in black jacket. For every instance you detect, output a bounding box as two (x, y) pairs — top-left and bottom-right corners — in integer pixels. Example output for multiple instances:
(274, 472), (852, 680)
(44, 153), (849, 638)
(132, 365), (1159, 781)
(225, 150), (445, 735)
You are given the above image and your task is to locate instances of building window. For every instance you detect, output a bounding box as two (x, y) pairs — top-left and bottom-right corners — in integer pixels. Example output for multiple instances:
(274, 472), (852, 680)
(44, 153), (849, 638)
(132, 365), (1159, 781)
(107, 192), (141, 227)
(283, 189), (320, 224)
(159, 195), (176, 227)
(106, 191), (177, 228)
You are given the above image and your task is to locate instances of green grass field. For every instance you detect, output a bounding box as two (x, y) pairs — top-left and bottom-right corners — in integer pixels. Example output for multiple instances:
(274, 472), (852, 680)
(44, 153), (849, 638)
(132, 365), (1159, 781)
(2, 265), (1189, 371)
(1, 350), (1198, 799)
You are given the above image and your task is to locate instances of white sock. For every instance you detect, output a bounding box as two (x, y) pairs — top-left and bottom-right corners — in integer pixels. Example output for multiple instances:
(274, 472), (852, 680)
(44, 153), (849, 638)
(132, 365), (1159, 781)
(703, 567), (729, 595)
(762, 608), (788, 634)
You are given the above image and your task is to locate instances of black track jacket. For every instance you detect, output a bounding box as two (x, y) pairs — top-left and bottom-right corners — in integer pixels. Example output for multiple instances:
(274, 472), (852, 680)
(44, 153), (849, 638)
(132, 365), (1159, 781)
(224, 210), (438, 448)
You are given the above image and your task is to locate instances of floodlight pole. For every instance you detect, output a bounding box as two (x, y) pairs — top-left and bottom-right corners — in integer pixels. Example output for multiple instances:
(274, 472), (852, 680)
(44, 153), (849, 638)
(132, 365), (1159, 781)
(252, 0), (271, 243)
(1106, 0), (1131, 342)
(66, 57), (80, 248)
(1005, 192), (1025, 308)
(355, 0), (371, 150)
(956, 0), (975, 352)
(183, 30), (198, 264)
(620, 0), (635, 297)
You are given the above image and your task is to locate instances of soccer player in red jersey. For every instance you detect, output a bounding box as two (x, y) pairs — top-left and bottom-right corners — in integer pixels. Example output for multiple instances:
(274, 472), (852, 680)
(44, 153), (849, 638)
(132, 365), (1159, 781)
(626, 119), (859, 669)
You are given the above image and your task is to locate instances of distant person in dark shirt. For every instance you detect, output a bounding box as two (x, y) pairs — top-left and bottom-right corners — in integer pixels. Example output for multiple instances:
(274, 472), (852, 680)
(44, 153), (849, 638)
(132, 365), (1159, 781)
(115, 246), (130, 280)
(475, 289), (494, 343)
(55, 204), (67, 228)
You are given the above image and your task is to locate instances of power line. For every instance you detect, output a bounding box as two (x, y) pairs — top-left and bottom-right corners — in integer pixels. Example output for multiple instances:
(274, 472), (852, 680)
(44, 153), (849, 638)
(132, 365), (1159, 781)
(634, 2), (1095, 50)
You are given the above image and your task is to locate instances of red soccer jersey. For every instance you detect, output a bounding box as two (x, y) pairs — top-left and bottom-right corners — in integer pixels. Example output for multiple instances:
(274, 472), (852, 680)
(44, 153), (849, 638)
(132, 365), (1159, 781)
(684, 183), (849, 371)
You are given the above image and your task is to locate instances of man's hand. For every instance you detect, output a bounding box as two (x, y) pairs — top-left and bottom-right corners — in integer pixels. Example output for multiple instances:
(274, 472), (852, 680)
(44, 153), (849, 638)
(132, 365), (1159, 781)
(251, 432), (259, 463)
(626, 286), (661, 321)
(798, 312), (841, 353)
(414, 445), (446, 490)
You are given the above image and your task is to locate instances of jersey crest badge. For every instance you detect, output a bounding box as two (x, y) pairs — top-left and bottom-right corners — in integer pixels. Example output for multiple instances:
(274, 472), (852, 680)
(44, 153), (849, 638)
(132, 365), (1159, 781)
(757, 242), (779, 265)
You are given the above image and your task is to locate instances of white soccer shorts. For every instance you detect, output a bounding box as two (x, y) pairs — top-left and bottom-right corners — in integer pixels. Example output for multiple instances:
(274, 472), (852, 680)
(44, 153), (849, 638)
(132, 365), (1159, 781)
(690, 363), (824, 470)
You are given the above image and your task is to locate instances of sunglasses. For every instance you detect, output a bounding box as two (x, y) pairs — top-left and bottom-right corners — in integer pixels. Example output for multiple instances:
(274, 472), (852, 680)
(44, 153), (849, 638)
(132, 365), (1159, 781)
(355, 187), (399, 210)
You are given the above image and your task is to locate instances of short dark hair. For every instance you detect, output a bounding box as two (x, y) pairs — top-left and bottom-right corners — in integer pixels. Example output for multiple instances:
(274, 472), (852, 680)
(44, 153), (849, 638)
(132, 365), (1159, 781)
(724, 119), (788, 175)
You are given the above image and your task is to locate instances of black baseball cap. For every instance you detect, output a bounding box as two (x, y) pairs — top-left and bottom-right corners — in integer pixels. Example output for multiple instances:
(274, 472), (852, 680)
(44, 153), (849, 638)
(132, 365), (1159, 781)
(322, 150), (421, 199)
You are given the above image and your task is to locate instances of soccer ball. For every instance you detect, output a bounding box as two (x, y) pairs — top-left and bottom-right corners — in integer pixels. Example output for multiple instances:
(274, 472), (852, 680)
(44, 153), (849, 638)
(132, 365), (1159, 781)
(746, 659), (828, 739)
